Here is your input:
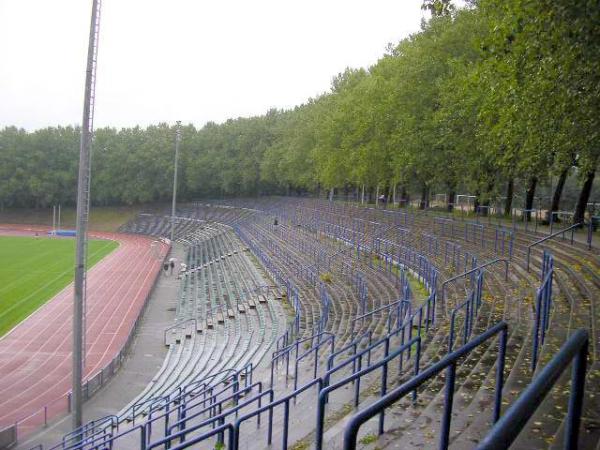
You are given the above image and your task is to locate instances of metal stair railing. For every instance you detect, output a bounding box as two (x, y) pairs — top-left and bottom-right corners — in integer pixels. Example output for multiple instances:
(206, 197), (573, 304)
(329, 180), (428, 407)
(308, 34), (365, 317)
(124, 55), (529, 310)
(343, 321), (508, 450)
(477, 328), (588, 450)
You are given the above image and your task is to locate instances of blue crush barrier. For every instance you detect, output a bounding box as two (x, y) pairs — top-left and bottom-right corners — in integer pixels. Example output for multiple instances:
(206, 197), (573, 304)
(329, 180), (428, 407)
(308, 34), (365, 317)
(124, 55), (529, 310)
(526, 222), (582, 271)
(448, 270), (484, 352)
(271, 331), (334, 388)
(164, 383), (269, 446)
(465, 221), (485, 247)
(316, 336), (422, 450)
(477, 328), (588, 450)
(233, 378), (323, 450)
(531, 250), (554, 371)
(441, 258), (508, 305)
(434, 217), (455, 238)
(494, 226), (514, 258)
(342, 321), (509, 450)
(293, 331), (335, 391)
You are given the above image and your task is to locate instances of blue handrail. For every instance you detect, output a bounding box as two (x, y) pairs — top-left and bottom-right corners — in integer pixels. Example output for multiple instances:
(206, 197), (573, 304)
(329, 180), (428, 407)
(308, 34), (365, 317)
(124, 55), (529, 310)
(151, 423), (234, 450)
(531, 251), (554, 371)
(233, 378), (323, 449)
(149, 389), (273, 449)
(57, 423), (147, 450)
(60, 414), (117, 446)
(294, 333), (335, 390)
(441, 258), (508, 304)
(316, 337), (421, 450)
(477, 328), (588, 450)
(271, 331), (334, 388)
(169, 382), (264, 438)
(343, 321), (508, 450)
(526, 222), (582, 271)
(326, 330), (373, 370)
(448, 270), (484, 351)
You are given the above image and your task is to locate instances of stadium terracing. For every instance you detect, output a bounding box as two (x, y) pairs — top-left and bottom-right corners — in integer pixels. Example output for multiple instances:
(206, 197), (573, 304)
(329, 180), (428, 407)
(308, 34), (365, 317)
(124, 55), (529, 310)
(1, 197), (598, 449)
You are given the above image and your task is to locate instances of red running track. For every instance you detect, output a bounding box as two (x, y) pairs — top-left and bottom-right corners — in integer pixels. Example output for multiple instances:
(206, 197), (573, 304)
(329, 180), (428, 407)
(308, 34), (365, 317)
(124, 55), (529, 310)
(0, 225), (168, 434)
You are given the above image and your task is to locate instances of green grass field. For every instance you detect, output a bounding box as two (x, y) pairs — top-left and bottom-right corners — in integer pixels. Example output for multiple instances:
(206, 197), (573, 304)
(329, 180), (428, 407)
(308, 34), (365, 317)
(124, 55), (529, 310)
(0, 236), (118, 337)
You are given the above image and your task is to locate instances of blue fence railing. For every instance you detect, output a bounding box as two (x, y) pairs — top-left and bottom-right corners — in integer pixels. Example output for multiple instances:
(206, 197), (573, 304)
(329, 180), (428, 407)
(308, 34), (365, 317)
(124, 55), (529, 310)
(531, 250), (554, 371)
(316, 337), (421, 450)
(448, 270), (484, 351)
(342, 321), (509, 450)
(477, 328), (588, 450)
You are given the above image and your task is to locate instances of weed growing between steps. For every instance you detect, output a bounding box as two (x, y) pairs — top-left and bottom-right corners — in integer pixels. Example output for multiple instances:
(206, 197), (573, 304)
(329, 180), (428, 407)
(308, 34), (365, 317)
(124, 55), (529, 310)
(359, 433), (378, 445)
(373, 255), (430, 301)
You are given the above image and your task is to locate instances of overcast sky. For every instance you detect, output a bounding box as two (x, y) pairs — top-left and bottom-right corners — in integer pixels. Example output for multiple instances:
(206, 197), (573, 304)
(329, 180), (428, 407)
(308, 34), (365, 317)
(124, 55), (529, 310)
(0, 0), (425, 131)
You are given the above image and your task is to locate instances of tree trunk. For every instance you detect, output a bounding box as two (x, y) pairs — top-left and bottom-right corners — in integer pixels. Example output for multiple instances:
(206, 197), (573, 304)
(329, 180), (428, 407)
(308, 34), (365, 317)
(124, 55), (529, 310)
(525, 176), (538, 221)
(573, 167), (596, 224)
(419, 184), (429, 209)
(550, 167), (569, 220)
(448, 190), (455, 212)
(375, 185), (380, 207)
(401, 185), (408, 207)
(361, 185), (365, 204)
(504, 178), (514, 216)
(473, 190), (481, 213)
(384, 185), (390, 206)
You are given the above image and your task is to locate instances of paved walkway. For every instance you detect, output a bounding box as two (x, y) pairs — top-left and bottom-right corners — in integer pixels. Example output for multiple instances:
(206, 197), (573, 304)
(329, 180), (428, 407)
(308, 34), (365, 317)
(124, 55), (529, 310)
(17, 243), (186, 449)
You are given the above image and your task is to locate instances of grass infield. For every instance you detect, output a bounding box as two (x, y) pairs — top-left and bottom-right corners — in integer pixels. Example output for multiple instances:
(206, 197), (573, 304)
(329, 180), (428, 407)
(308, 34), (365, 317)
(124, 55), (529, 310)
(0, 235), (118, 337)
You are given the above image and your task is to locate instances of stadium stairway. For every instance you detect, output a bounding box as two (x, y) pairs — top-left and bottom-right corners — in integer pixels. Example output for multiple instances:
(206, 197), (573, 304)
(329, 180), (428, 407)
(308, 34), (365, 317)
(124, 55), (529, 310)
(115, 225), (286, 425)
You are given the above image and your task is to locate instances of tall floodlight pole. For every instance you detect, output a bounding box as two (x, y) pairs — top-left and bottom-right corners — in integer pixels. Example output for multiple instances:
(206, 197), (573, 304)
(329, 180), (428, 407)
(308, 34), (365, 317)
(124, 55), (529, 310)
(72, 0), (102, 431)
(170, 121), (182, 242)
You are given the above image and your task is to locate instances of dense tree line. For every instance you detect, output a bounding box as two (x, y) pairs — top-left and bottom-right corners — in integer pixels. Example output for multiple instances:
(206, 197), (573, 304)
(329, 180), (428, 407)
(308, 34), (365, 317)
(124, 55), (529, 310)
(1, 0), (598, 222)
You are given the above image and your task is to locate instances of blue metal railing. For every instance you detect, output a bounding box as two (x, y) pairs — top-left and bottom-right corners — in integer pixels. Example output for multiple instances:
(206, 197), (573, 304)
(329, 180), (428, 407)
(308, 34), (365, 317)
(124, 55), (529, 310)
(343, 322), (508, 450)
(233, 378), (323, 450)
(128, 364), (252, 425)
(465, 221), (485, 247)
(327, 330), (373, 371)
(316, 337), (421, 450)
(494, 226), (514, 258)
(146, 389), (273, 449)
(477, 328), (588, 450)
(271, 331), (334, 388)
(161, 423), (234, 450)
(294, 333), (335, 390)
(526, 222), (582, 271)
(448, 270), (484, 351)
(164, 385), (270, 446)
(531, 251), (554, 371)
(60, 415), (117, 448)
(323, 323), (418, 401)
(449, 292), (475, 352)
(441, 258), (508, 304)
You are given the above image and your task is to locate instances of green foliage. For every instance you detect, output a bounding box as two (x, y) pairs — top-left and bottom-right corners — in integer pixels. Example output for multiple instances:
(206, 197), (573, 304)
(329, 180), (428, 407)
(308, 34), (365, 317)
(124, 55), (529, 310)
(359, 433), (378, 445)
(422, 0), (455, 18)
(319, 272), (333, 283)
(1, 0), (597, 208)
